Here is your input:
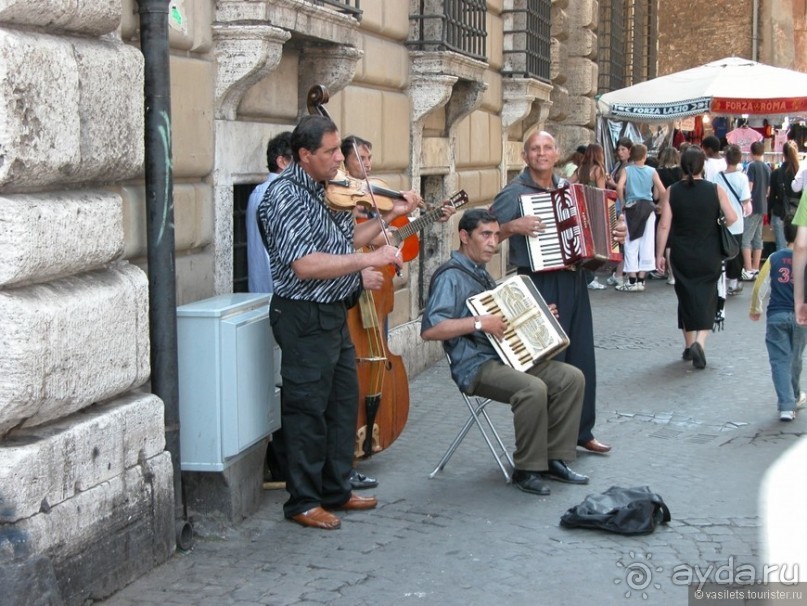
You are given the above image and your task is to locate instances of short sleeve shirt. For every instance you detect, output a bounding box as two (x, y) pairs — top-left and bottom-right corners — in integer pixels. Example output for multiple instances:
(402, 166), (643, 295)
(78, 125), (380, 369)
(421, 251), (499, 393)
(257, 162), (360, 303)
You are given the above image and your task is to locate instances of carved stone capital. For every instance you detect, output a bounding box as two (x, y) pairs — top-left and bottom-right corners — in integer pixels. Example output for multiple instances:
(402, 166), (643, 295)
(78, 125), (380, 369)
(212, 23), (291, 120)
(298, 45), (364, 116)
(522, 97), (554, 133)
(501, 77), (554, 132)
(409, 51), (488, 127)
(445, 79), (488, 131)
(408, 74), (458, 124)
(501, 77), (553, 127)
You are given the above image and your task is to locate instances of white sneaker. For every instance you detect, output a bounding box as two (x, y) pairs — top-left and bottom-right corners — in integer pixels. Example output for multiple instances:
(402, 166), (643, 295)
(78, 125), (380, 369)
(780, 410), (796, 422)
(587, 278), (606, 290)
(615, 282), (641, 292)
(606, 273), (620, 286)
(797, 392), (807, 409)
(666, 277), (676, 285)
(727, 281), (743, 296)
(741, 269), (758, 281)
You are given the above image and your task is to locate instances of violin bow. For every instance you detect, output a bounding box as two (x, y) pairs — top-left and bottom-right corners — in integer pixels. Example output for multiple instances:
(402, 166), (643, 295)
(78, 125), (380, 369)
(351, 140), (396, 250)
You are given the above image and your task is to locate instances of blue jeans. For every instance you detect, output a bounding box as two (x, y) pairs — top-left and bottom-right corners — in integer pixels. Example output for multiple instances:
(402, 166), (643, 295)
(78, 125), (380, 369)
(771, 215), (788, 251)
(766, 311), (807, 411)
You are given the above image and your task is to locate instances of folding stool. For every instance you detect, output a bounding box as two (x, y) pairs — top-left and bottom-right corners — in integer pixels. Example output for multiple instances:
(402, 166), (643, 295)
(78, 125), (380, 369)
(429, 354), (514, 482)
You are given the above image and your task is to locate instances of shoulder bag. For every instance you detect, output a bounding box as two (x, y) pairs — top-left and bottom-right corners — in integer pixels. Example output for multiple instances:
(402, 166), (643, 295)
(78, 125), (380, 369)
(714, 180), (740, 260)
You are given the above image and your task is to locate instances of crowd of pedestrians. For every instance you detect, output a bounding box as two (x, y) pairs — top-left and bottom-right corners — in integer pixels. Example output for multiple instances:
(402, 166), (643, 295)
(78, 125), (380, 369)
(562, 129), (806, 420)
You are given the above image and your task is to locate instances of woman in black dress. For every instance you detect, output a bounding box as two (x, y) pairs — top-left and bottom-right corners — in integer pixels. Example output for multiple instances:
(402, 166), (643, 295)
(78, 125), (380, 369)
(655, 147), (738, 369)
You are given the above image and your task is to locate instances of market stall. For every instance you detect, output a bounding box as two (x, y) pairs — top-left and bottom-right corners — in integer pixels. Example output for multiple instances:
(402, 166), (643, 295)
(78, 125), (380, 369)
(596, 56), (807, 163)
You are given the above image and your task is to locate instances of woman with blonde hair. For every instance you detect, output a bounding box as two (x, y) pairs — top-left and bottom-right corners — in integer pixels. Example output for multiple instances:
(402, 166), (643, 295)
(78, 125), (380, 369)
(576, 143), (609, 289)
(559, 145), (587, 180)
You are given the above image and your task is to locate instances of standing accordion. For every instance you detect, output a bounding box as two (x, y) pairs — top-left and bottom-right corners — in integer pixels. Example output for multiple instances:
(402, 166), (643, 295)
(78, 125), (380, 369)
(467, 275), (570, 372)
(519, 183), (622, 272)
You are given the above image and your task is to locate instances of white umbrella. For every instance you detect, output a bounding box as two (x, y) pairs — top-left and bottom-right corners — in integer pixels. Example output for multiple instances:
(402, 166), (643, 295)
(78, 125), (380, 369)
(597, 57), (807, 121)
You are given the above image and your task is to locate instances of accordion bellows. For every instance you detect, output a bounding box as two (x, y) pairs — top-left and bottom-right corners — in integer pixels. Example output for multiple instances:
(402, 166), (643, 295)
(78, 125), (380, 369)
(519, 183), (622, 272)
(467, 275), (570, 372)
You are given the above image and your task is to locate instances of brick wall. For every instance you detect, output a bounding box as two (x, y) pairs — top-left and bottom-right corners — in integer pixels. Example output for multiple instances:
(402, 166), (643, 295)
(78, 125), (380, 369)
(657, 0), (754, 75)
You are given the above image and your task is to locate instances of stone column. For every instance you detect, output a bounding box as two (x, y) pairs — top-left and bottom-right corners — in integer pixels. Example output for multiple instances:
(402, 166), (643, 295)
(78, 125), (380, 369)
(548, 0), (598, 154)
(0, 1), (173, 601)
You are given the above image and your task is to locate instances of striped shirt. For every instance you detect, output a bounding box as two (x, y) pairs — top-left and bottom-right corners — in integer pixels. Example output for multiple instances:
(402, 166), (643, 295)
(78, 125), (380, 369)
(257, 161), (360, 303)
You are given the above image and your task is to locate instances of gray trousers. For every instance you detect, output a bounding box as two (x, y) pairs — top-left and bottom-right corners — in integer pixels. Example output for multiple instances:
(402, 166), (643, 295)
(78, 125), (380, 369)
(469, 359), (584, 471)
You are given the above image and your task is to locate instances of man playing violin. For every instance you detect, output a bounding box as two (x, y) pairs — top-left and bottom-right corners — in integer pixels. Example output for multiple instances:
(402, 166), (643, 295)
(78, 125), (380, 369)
(257, 115), (420, 529)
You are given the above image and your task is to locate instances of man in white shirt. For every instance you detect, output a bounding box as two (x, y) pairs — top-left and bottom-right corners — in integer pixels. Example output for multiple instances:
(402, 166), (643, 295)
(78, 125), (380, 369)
(702, 135), (728, 182)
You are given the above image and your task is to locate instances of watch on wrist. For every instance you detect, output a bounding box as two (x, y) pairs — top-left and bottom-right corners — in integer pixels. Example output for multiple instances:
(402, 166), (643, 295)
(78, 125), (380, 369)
(473, 316), (482, 331)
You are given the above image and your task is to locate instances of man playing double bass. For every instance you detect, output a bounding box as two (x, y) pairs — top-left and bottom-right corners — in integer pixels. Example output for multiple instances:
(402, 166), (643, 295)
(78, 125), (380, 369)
(341, 134), (456, 490)
(257, 115), (419, 529)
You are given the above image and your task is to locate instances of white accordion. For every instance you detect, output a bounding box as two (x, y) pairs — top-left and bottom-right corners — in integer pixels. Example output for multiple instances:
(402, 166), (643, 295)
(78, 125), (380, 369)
(466, 275), (570, 372)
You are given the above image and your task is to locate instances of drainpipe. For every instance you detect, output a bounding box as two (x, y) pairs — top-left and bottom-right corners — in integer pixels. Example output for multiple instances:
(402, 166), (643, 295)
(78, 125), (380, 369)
(752, 0), (759, 61)
(137, 0), (193, 551)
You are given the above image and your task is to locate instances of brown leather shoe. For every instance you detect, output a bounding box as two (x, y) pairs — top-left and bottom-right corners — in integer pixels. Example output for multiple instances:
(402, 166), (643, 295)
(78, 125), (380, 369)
(328, 494), (378, 511)
(290, 506), (341, 529)
(579, 438), (612, 454)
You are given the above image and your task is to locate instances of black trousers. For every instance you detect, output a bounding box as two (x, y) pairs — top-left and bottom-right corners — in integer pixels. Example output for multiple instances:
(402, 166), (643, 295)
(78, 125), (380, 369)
(269, 295), (358, 517)
(519, 268), (597, 444)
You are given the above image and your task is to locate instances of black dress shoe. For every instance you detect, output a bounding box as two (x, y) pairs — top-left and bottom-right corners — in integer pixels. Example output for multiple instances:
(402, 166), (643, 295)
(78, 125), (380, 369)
(690, 342), (706, 369)
(545, 460), (589, 484)
(349, 469), (378, 490)
(511, 469), (550, 495)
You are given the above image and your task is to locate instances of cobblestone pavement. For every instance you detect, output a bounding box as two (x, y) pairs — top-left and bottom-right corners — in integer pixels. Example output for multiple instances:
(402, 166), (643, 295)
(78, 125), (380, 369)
(98, 274), (806, 606)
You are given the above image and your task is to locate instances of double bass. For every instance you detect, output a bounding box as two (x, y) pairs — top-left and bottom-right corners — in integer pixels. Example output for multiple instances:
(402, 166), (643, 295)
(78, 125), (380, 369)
(306, 85), (410, 459)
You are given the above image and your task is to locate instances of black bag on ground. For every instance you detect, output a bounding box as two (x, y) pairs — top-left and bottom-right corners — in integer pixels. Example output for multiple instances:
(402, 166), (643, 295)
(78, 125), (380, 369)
(560, 486), (671, 535)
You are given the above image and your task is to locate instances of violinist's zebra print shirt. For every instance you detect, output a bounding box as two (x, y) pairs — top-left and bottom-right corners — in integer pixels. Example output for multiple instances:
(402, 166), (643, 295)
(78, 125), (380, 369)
(257, 161), (360, 303)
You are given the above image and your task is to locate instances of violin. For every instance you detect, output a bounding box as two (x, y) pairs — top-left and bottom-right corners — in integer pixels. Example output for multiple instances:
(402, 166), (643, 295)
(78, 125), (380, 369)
(326, 170), (397, 213)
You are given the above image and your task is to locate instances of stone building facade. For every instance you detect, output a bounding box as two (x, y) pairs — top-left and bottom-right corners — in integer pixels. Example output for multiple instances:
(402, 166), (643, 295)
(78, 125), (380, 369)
(658, 0), (807, 76)
(0, 0), (621, 603)
(0, 1), (174, 604)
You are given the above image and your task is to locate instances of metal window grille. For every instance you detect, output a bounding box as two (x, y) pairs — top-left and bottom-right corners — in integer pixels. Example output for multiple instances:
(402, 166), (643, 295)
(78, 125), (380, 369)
(315, 0), (362, 20)
(597, 0), (626, 94)
(232, 183), (254, 293)
(409, 0), (487, 61)
(625, 0), (657, 85)
(502, 0), (551, 81)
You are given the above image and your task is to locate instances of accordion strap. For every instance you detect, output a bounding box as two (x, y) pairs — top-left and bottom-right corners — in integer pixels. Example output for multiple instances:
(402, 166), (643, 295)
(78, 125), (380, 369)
(429, 259), (494, 296)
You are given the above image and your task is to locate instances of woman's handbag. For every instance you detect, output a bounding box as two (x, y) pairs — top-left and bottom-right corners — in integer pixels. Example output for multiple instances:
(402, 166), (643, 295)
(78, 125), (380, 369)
(718, 209), (739, 260)
(714, 178), (740, 261)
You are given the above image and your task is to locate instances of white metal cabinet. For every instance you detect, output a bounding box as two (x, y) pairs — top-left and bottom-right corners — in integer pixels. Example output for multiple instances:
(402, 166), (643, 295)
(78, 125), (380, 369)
(176, 293), (280, 471)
